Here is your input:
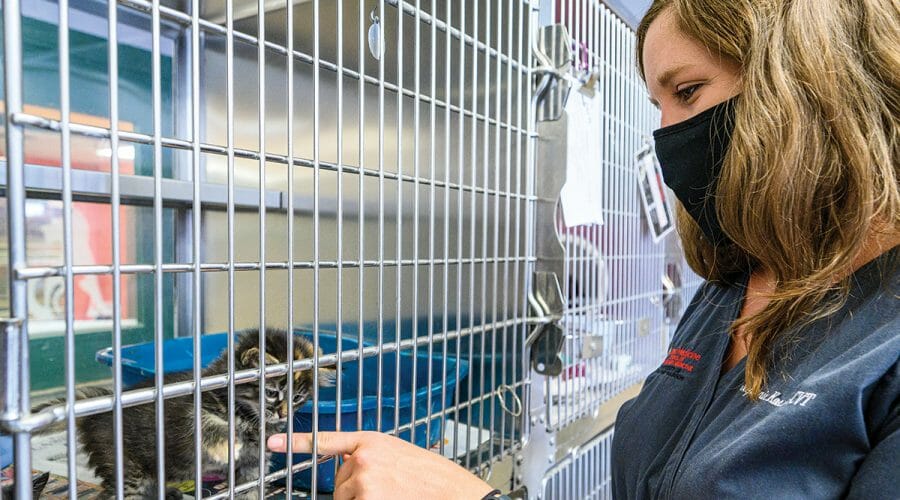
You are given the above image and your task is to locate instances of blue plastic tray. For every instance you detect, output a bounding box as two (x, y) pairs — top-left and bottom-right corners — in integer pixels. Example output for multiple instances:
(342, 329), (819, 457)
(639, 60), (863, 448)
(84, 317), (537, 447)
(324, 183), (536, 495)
(95, 329), (469, 492)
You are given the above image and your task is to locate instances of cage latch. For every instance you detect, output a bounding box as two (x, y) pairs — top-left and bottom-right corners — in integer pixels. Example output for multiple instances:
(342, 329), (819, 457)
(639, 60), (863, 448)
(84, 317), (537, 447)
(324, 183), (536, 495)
(527, 272), (565, 376)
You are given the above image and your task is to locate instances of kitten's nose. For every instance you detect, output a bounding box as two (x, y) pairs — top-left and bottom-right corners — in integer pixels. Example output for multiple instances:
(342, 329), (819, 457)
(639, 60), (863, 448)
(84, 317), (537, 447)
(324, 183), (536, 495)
(279, 402), (289, 418)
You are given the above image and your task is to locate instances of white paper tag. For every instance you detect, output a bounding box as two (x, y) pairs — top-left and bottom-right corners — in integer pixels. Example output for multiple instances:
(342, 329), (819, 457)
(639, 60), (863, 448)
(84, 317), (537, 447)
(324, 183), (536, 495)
(560, 92), (604, 227)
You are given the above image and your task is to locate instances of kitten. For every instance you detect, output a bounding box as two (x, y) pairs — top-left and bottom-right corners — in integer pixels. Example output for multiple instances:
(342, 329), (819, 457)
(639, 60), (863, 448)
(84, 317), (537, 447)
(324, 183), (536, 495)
(33, 328), (335, 499)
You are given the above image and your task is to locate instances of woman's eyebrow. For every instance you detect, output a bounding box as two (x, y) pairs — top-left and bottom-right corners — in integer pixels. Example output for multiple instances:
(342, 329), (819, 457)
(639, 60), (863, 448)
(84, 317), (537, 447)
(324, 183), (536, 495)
(656, 64), (691, 88)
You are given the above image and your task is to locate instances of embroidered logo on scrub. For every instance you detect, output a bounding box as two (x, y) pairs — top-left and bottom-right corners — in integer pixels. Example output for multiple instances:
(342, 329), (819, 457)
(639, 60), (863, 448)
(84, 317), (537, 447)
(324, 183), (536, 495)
(739, 385), (817, 407)
(663, 348), (702, 371)
(658, 347), (702, 380)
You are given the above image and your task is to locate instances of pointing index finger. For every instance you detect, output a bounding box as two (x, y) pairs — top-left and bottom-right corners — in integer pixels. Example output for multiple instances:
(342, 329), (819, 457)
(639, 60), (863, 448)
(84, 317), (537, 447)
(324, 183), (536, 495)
(267, 432), (364, 455)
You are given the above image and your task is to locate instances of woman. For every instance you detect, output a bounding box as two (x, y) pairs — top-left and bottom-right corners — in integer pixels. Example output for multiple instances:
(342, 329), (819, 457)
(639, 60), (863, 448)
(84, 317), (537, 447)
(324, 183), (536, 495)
(268, 0), (899, 497)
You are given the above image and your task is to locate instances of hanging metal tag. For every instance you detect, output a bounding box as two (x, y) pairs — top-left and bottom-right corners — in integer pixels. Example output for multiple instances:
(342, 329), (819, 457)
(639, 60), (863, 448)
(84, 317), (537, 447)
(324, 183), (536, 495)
(368, 10), (385, 60)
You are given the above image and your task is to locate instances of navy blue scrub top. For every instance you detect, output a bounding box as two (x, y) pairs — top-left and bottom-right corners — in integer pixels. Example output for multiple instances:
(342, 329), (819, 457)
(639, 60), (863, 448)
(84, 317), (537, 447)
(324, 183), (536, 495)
(611, 246), (900, 499)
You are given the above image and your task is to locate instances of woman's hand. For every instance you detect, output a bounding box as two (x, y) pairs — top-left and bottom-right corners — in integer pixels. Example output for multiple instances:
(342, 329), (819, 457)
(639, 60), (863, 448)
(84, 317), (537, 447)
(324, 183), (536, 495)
(268, 431), (494, 500)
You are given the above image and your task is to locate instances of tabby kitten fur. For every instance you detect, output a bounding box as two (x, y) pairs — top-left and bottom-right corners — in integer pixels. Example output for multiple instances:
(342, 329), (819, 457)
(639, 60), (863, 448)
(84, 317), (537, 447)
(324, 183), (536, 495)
(36, 328), (334, 499)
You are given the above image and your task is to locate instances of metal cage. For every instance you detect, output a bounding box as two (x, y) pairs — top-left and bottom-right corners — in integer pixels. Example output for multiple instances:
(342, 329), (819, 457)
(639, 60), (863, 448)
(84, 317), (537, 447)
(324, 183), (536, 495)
(0, 0), (701, 498)
(541, 427), (615, 500)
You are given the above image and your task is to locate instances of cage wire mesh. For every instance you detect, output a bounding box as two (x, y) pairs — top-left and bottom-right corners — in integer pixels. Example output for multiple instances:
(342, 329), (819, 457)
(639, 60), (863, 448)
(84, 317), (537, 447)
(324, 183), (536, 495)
(0, 0), (706, 497)
(540, 0), (655, 431)
(1, 0), (536, 496)
(541, 427), (615, 500)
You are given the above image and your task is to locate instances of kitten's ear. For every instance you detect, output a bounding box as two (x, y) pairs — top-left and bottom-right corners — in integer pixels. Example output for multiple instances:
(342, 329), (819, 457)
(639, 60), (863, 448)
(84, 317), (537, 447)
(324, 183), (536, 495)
(241, 347), (260, 367)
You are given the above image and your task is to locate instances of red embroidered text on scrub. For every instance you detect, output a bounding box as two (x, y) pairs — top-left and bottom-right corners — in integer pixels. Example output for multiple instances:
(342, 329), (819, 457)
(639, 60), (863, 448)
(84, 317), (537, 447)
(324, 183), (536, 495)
(662, 348), (702, 372)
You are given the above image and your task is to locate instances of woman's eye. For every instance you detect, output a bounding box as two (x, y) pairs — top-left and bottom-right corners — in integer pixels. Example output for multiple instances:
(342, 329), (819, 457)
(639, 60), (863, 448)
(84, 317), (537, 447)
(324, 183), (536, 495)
(675, 84), (700, 102)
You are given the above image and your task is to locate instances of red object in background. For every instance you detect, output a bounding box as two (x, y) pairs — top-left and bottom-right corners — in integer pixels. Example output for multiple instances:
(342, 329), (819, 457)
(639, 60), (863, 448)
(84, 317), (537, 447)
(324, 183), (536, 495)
(5, 104), (138, 322)
(563, 362), (587, 380)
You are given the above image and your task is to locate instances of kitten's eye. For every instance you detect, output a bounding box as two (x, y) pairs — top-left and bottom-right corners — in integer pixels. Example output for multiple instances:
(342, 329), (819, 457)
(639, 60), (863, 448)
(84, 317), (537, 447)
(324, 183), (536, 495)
(264, 388), (279, 401)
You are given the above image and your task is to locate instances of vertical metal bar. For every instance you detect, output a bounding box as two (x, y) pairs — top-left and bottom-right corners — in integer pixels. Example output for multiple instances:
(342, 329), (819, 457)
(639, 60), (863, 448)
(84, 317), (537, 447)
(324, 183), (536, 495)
(439, 0), (452, 458)
(522, 0), (536, 444)
(590, 0), (599, 412)
(151, 0), (167, 494)
(285, 0), (296, 493)
(424, 0), (437, 447)
(257, 0), (268, 493)
(499, 0), (513, 449)
(581, 0), (590, 421)
(516, 0), (528, 447)
(452, 0), (466, 460)
(394, 0), (404, 442)
(480, 0), (492, 447)
(490, 0), (502, 448)
(464, 0), (479, 468)
(356, 0), (366, 435)
(190, 0), (204, 494)
(393, 0), (405, 437)
(312, 0), (322, 495)
(614, 16), (623, 399)
(1, 22), (29, 497)
(601, 3), (610, 406)
(58, 1), (78, 496)
(376, 0), (386, 437)
(107, 2), (125, 496)
(225, 0), (238, 493)
(409, 0), (421, 445)
(482, 2), (503, 453)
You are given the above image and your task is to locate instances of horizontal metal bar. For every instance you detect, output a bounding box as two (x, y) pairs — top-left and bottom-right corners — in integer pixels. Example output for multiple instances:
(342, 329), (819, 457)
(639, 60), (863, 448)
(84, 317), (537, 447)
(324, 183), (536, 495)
(15, 256), (538, 280)
(6, 317), (528, 433)
(116, 0), (536, 139)
(0, 162), (280, 210)
(5, 116), (536, 201)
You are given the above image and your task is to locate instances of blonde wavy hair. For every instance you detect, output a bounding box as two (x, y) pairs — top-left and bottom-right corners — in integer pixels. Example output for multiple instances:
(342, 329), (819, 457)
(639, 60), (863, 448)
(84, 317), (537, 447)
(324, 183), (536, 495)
(637, 0), (900, 398)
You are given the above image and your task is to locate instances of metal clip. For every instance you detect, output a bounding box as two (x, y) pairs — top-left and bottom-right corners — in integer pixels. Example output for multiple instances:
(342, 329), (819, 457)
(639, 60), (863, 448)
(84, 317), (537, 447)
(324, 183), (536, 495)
(496, 384), (523, 417)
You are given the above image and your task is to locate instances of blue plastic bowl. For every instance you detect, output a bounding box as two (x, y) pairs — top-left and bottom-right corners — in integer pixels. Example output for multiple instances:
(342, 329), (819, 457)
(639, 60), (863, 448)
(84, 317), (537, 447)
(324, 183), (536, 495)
(1, 434), (12, 469)
(96, 329), (469, 492)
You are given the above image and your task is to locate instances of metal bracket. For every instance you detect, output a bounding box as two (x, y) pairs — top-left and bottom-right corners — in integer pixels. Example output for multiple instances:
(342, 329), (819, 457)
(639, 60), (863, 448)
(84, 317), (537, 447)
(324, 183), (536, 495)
(527, 273), (565, 377)
(528, 47), (572, 377)
(532, 24), (573, 122)
(533, 24), (603, 120)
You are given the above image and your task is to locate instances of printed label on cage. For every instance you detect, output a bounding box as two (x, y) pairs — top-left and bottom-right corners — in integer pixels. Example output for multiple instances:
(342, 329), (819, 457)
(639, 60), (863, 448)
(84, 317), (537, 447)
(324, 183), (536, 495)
(635, 142), (675, 242)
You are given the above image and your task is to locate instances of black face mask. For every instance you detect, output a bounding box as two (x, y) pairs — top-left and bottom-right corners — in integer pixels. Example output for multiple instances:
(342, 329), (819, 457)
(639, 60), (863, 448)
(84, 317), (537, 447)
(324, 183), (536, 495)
(652, 97), (738, 245)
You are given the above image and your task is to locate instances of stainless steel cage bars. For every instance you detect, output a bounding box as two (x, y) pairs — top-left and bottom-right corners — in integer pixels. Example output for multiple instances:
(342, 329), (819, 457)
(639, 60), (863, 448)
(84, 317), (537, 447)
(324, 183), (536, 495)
(0, 0), (701, 498)
(541, 427), (615, 500)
